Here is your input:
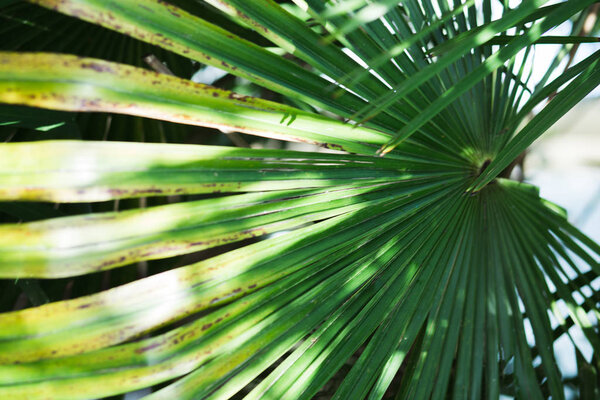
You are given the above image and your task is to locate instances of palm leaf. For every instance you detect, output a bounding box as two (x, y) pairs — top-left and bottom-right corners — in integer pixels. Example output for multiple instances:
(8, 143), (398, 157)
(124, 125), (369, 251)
(0, 1), (198, 143)
(0, 1), (599, 399)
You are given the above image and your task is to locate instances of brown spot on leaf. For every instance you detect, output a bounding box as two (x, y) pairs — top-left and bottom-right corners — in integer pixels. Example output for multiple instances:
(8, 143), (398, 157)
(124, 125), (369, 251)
(135, 342), (161, 354)
(80, 62), (113, 73)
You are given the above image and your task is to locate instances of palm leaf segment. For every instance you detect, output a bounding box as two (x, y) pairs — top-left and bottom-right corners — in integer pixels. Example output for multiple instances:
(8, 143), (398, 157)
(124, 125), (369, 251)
(0, 0), (599, 399)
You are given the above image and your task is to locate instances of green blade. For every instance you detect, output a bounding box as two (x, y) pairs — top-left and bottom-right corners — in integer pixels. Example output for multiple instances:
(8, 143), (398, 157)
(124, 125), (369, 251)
(0, 140), (428, 203)
(0, 52), (390, 154)
(470, 52), (600, 192)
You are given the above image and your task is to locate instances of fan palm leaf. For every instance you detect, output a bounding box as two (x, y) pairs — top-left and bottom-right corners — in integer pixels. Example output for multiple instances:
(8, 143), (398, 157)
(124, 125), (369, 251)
(0, 1), (599, 399)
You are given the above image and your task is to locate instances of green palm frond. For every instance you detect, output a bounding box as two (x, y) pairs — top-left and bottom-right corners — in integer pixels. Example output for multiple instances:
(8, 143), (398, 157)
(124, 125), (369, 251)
(0, 0), (230, 143)
(0, 1), (599, 399)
